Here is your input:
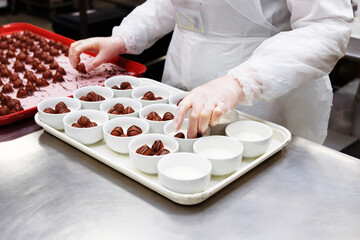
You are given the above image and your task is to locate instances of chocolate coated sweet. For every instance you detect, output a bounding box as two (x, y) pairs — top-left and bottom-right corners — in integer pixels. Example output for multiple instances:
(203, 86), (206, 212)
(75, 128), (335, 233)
(151, 140), (164, 153)
(136, 145), (153, 156)
(120, 81), (132, 90)
(35, 78), (49, 87)
(25, 82), (36, 92)
(6, 50), (15, 58)
(13, 60), (25, 72)
(25, 55), (34, 64)
(57, 108), (70, 114)
(48, 39), (55, 46)
(71, 123), (81, 128)
(88, 122), (98, 127)
(146, 111), (162, 121)
(55, 41), (63, 50)
(110, 126), (124, 136)
(0, 41), (8, 49)
(16, 88), (28, 98)
(76, 63), (87, 74)
(163, 112), (174, 121)
(36, 64), (46, 73)
(7, 99), (20, 108)
(111, 85), (120, 90)
(0, 66), (10, 77)
(49, 47), (59, 56)
(56, 67), (66, 75)
(114, 103), (124, 113)
(32, 60), (40, 69)
(44, 55), (54, 64)
(174, 132), (185, 139)
(55, 101), (67, 112)
(12, 79), (24, 88)
(49, 62), (59, 70)
(124, 106), (135, 114)
(2, 83), (13, 93)
(93, 94), (105, 102)
(141, 91), (155, 100)
(108, 108), (120, 115)
(16, 51), (27, 61)
(156, 148), (170, 156)
(53, 72), (64, 82)
(127, 125), (142, 136)
(77, 115), (90, 127)
(43, 107), (56, 114)
(42, 69), (53, 79)
(0, 56), (9, 64)
(9, 73), (20, 82)
(11, 104), (23, 113)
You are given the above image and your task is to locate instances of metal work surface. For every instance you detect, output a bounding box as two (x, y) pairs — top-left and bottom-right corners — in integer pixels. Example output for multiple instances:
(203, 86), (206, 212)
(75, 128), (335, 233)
(0, 130), (359, 240)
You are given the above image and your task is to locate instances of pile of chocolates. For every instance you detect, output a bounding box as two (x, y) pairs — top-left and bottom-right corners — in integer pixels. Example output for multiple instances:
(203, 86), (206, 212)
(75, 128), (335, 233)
(110, 125), (142, 137)
(136, 140), (170, 156)
(111, 81), (132, 90)
(141, 91), (163, 101)
(79, 91), (105, 102)
(146, 111), (174, 121)
(71, 115), (97, 128)
(108, 103), (135, 115)
(0, 93), (24, 115)
(43, 101), (70, 114)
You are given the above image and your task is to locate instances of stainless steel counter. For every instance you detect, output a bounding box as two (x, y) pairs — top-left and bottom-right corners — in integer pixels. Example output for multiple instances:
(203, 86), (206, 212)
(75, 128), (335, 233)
(0, 130), (359, 240)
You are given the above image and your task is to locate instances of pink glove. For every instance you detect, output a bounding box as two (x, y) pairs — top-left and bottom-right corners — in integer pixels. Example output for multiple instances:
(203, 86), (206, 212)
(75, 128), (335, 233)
(172, 75), (244, 138)
(69, 36), (126, 72)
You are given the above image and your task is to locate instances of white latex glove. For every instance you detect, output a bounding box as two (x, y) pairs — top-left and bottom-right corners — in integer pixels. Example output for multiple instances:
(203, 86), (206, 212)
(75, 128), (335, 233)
(172, 75), (244, 138)
(69, 36), (126, 72)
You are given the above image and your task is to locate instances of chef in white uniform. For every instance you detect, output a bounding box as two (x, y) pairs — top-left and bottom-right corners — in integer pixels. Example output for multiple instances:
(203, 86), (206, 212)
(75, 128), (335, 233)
(69, 0), (353, 143)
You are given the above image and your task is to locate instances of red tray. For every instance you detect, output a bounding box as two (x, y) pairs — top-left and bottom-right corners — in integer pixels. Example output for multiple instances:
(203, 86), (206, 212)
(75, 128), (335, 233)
(0, 23), (146, 126)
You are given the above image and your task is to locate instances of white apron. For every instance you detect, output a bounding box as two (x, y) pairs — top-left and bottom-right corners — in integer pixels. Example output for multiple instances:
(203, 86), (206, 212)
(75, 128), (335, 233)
(162, 0), (333, 144)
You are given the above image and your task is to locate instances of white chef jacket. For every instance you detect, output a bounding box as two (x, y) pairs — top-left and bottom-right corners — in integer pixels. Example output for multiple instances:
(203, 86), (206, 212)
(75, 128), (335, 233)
(113, 0), (353, 144)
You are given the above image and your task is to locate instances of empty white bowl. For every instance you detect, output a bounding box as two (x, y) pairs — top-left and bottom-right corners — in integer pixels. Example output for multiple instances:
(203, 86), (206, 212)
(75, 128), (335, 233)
(100, 97), (142, 119)
(225, 120), (273, 158)
(73, 86), (114, 110)
(163, 119), (210, 152)
(103, 117), (150, 154)
(210, 110), (239, 135)
(128, 133), (179, 174)
(63, 109), (108, 145)
(139, 104), (177, 133)
(131, 85), (170, 106)
(157, 152), (212, 194)
(193, 136), (243, 176)
(104, 76), (142, 98)
(37, 97), (81, 130)
(169, 91), (188, 106)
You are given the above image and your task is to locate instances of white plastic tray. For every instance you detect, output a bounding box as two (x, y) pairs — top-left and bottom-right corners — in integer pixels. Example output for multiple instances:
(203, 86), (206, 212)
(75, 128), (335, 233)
(34, 79), (292, 205)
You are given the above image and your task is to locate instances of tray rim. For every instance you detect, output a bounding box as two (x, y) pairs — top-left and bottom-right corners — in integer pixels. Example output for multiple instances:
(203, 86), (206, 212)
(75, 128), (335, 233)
(0, 22), (146, 126)
(34, 78), (292, 205)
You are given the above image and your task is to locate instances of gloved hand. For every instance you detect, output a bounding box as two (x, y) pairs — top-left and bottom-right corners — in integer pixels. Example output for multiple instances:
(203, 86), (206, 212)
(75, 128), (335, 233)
(172, 75), (245, 138)
(69, 36), (127, 72)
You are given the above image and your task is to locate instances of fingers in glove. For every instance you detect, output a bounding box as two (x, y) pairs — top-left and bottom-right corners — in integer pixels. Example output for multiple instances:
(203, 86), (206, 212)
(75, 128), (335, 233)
(187, 101), (204, 139)
(198, 103), (214, 134)
(172, 95), (193, 131)
(85, 52), (107, 72)
(210, 102), (230, 126)
(69, 40), (86, 68)
(70, 40), (99, 70)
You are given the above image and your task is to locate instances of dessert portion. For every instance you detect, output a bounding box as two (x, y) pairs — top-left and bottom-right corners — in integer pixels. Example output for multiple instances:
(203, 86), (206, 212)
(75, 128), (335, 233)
(136, 140), (170, 156)
(108, 103), (135, 115)
(79, 91), (105, 102)
(141, 91), (163, 101)
(43, 101), (70, 114)
(110, 125), (142, 137)
(146, 111), (174, 121)
(71, 115), (97, 128)
(111, 81), (132, 90)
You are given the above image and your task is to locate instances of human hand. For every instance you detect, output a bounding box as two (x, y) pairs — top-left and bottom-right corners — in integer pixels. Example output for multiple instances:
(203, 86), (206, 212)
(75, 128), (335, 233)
(69, 36), (126, 72)
(172, 75), (244, 138)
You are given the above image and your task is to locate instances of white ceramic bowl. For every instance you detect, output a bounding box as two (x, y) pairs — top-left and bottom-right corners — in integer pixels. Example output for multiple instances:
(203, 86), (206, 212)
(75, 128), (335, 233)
(139, 104), (177, 133)
(225, 120), (273, 158)
(169, 91), (188, 106)
(103, 117), (150, 154)
(131, 85), (170, 106)
(100, 97), (142, 119)
(104, 76), (142, 98)
(210, 110), (239, 135)
(163, 119), (210, 152)
(63, 109), (108, 145)
(157, 152), (212, 194)
(73, 86), (114, 110)
(193, 136), (243, 176)
(128, 133), (179, 174)
(37, 97), (81, 130)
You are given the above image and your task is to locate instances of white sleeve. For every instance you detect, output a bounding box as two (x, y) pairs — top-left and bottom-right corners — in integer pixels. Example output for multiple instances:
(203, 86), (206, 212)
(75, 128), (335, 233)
(112, 0), (176, 55)
(227, 0), (353, 106)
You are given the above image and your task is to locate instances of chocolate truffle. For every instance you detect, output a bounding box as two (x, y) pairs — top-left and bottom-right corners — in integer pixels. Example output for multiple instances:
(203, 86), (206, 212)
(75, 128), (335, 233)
(163, 112), (174, 121)
(56, 67), (66, 75)
(34, 49), (42, 58)
(136, 145), (153, 156)
(111, 85), (120, 90)
(93, 94), (105, 101)
(13, 60), (25, 72)
(156, 149), (170, 156)
(0, 65), (10, 77)
(53, 72), (64, 82)
(35, 78), (49, 87)
(0, 56), (9, 64)
(39, 52), (48, 61)
(25, 55), (34, 64)
(7, 37), (13, 44)
(29, 45), (37, 52)
(44, 55), (54, 64)
(49, 61), (59, 70)
(8, 45), (16, 52)
(0, 35), (6, 41)
(25, 81), (36, 92)
(20, 43), (27, 50)
(62, 45), (69, 56)
(13, 41), (21, 48)
(71, 123), (81, 128)
(42, 69), (53, 79)
(36, 64), (46, 73)
(55, 101), (67, 112)
(49, 47), (59, 56)
(77, 115), (90, 127)
(32, 60), (40, 69)
(7, 99), (20, 108)
(2, 83), (13, 93)
(174, 132), (185, 139)
(16, 51), (27, 61)
(110, 126), (124, 136)
(147, 111), (162, 121)
(1, 95), (11, 104)
(142, 91), (155, 100)
(11, 33), (19, 39)
(16, 87), (28, 98)
(124, 106), (135, 114)
(12, 79), (24, 88)
(86, 91), (96, 100)
(120, 81), (132, 90)
(88, 122), (98, 128)
(42, 45), (50, 52)
(48, 39), (55, 46)
(27, 74), (37, 83)
(114, 103), (124, 113)
(6, 50), (15, 58)
(26, 38), (34, 46)
(9, 73), (20, 82)
(33, 34), (40, 41)
(0, 106), (10, 116)
(0, 78), (3, 86)
(108, 108), (120, 115)
(58, 108), (70, 114)
(0, 41), (8, 49)
(127, 125), (142, 136)
(54, 41), (63, 50)
(76, 63), (87, 74)
(11, 104), (24, 113)
(151, 140), (164, 153)
(79, 96), (88, 101)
